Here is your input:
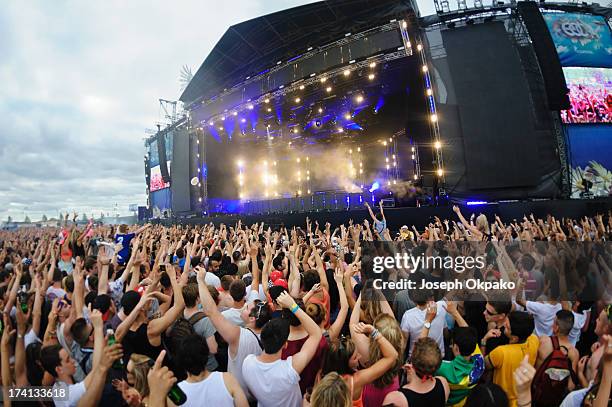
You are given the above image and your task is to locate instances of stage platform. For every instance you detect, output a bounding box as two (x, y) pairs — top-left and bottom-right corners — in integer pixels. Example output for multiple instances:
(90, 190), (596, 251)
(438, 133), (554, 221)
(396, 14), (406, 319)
(152, 198), (612, 231)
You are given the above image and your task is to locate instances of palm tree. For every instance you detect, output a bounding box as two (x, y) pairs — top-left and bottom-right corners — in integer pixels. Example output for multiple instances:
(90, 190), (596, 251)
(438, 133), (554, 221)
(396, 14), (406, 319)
(179, 65), (193, 92)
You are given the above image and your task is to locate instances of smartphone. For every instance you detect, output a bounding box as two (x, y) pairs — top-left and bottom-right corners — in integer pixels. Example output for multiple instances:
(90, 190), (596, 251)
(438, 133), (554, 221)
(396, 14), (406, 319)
(159, 264), (166, 272)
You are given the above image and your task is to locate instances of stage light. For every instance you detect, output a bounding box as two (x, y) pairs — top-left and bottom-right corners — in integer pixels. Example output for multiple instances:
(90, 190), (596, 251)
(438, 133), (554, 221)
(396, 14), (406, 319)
(357, 147), (361, 152)
(299, 85), (305, 90)
(306, 170), (310, 174)
(298, 190), (302, 195)
(295, 97), (301, 103)
(326, 86), (332, 93)
(199, 197), (202, 202)
(417, 44), (423, 51)
(297, 170), (301, 176)
(306, 176), (310, 181)
(344, 113), (351, 120)
(265, 192), (269, 198)
(248, 104), (254, 110)
(411, 155), (415, 160)
(233, 111), (238, 116)
(386, 164), (390, 170)
(426, 89), (433, 96)
(369, 62), (376, 68)
(318, 108), (323, 113)
(297, 158), (300, 163)
(293, 128), (299, 134)
(359, 169), (363, 174)
(315, 120), (322, 127)
(241, 118), (246, 123)
(437, 168), (444, 177)
(430, 114), (438, 122)
(386, 157), (389, 163)
(197, 168), (200, 172)
(355, 95), (364, 103)
(387, 181), (391, 186)
(307, 189), (311, 194)
(218, 126), (223, 130)
(239, 193), (244, 199)
(411, 147), (415, 152)
(267, 108), (272, 112)
(343, 69), (351, 76)
(389, 138), (393, 142)
(320, 77), (327, 83)
(435, 141), (441, 149)
(422, 65), (428, 73)
(393, 162), (397, 167)
(264, 98), (270, 103)
(337, 128), (344, 133)
(368, 73), (375, 80)
(414, 174), (418, 180)
(237, 160), (244, 167)
(383, 141), (387, 146)
(392, 154), (396, 159)
(306, 156), (309, 161)
(393, 180), (397, 184)
(208, 121), (214, 126)
(197, 139), (200, 144)
(369, 182), (380, 192)
(402, 21), (408, 28)
(359, 162), (362, 167)
(197, 153), (200, 158)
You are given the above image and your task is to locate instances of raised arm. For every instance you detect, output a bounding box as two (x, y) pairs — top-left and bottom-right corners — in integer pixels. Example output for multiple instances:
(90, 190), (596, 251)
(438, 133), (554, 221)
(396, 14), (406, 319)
(115, 293), (151, 343)
(352, 322), (399, 391)
(148, 265), (185, 339)
(277, 292), (322, 374)
(196, 267), (241, 352)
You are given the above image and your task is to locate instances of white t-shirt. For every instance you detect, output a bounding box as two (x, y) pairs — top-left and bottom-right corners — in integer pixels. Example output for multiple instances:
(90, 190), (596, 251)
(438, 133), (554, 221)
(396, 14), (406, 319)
(178, 372), (234, 407)
(205, 273), (221, 288)
(222, 308), (245, 327)
(228, 327), (263, 400)
(24, 328), (41, 348)
(242, 355), (301, 407)
(400, 301), (447, 358)
(559, 382), (593, 407)
(46, 286), (67, 302)
(569, 310), (589, 346)
(245, 283), (267, 301)
(526, 301), (562, 337)
(52, 381), (85, 407)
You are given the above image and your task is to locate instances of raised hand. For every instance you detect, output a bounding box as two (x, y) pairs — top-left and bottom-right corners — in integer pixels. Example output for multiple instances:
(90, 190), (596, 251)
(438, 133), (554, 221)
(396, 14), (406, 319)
(352, 322), (374, 336)
(276, 291), (297, 309)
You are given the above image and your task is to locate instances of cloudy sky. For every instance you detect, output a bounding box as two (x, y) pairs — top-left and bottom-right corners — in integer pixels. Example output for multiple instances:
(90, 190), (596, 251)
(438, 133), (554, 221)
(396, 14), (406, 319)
(0, 0), (437, 222)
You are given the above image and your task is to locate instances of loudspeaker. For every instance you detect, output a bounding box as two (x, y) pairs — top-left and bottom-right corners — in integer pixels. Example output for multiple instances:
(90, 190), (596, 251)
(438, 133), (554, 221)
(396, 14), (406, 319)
(517, 2), (570, 110)
(157, 132), (171, 182)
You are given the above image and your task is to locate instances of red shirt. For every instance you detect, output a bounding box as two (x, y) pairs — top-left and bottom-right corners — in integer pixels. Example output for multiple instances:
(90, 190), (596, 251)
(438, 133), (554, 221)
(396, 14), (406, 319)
(281, 336), (328, 394)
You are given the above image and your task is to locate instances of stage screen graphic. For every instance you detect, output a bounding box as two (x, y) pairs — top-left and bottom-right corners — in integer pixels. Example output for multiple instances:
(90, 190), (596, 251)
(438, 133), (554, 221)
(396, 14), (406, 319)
(150, 162), (171, 192)
(568, 124), (612, 198)
(543, 12), (612, 68)
(561, 67), (612, 124)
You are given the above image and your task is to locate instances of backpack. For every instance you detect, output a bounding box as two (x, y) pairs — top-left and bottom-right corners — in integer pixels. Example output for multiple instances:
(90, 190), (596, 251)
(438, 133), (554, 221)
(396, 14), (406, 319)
(531, 336), (578, 407)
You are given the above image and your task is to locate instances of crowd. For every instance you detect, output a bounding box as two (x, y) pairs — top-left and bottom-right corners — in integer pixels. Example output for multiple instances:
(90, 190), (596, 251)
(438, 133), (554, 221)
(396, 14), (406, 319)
(0, 205), (611, 407)
(561, 83), (612, 124)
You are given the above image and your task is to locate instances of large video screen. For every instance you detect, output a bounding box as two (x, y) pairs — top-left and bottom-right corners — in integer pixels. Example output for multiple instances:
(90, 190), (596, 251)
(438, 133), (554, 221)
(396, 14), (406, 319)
(544, 12), (612, 68)
(561, 67), (612, 124)
(150, 162), (171, 192)
(568, 124), (612, 198)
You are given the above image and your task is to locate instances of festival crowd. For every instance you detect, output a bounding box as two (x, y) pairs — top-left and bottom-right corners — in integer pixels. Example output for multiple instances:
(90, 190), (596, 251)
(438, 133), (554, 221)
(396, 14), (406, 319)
(0, 204), (611, 407)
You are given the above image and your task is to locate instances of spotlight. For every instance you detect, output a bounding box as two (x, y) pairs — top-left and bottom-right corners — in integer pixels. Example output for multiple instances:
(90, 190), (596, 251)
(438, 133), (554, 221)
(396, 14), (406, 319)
(368, 74), (375, 80)
(264, 98), (270, 103)
(355, 95), (364, 103)
(349, 149), (353, 154)
(315, 120), (322, 127)
(248, 104), (254, 110)
(402, 21), (408, 28)
(320, 77), (327, 83)
(338, 128), (344, 133)
(267, 108), (272, 112)
(299, 85), (305, 90)
(298, 190), (302, 195)
(343, 69), (351, 76)
(218, 126), (223, 130)
(426, 89), (433, 96)
(241, 118), (246, 123)
(273, 161), (277, 166)
(326, 86), (332, 93)
(239, 193), (244, 199)
(344, 113), (351, 120)
(293, 128), (299, 134)
(198, 197), (202, 202)
(435, 141), (441, 149)
(197, 139), (200, 144)
(417, 44), (423, 51)
(411, 155), (415, 160)
(318, 107), (323, 113)
(208, 121), (214, 126)
(307, 189), (311, 194)
(437, 168), (444, 177)
(297, 158), (301, 163)
(431, 114), (438, 123)
(386, 157), (389, 163)
(232, 111), (238, 116)
(295, 97), (301, 103)
(221, 116), (226, 121)
(357, 147), (361, 152)
(369, 62), (376, 68)
(414, 174), (418, 180)
(383, 141), (387, 146)
(306, 157), (309, 161)
(422, 65), (428, 73)
(411, 147), (415, 152)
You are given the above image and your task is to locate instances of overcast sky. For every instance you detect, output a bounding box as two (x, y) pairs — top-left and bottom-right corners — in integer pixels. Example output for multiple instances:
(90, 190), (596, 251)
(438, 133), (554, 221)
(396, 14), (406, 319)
(0, 0), (440, 221)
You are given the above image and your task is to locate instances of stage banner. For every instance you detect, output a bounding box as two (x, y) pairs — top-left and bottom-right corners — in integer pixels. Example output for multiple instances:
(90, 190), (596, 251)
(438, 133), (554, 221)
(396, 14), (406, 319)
(543, 12), (612, 68)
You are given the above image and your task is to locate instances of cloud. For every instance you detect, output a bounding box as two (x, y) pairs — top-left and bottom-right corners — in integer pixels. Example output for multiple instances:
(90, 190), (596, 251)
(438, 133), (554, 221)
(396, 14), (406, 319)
(0, 0), (318, 221)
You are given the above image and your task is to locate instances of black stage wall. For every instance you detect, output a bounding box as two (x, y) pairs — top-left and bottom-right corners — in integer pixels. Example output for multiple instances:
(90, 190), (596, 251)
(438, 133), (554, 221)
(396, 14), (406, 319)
(171, 128), (192, 213)
(428, 20), (562, 201)
(157, 198), (612, 231)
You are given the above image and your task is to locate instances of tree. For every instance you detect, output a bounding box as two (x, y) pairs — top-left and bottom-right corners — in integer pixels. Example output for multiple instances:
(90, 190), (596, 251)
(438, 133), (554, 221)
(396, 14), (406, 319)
(42, 214), (48, 222)
(24, 215), (31, 223)
(7, 216), (12, 223)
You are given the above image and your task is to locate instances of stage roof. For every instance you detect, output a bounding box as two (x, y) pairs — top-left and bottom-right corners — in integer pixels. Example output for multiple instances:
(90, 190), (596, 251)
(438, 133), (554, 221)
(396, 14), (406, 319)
(180, 0), (414, 106)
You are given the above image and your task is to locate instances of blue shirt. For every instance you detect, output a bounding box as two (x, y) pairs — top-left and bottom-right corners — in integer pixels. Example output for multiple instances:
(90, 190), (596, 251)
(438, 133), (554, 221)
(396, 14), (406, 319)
(114, 233), (135, 265)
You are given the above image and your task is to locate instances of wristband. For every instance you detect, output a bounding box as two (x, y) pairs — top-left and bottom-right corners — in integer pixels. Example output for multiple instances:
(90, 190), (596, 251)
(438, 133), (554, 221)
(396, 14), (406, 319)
(370, 329), (380, 340)
(290, 303), (299, 314)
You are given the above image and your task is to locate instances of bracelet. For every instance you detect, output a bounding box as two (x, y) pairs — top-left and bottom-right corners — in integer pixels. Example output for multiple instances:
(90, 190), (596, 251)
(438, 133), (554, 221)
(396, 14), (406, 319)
(370, 329), (380, 340)
(290, 303), (299, 314)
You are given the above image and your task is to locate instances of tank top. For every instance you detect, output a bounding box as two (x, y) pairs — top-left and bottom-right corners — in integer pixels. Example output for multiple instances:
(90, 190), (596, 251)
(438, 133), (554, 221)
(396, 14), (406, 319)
(178, 372), (234, 406)
(362, 376), (399, 407)
(281, 336), (328, 394)
(399, 378), (446, 407)
(342, 374), (365, 407)
(124, 323), (163, 361)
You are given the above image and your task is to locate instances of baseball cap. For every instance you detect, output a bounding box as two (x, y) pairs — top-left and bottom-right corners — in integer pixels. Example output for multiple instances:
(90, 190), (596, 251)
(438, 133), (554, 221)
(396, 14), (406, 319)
(269, 270), (283, 283)
(273, 278), (289, 290)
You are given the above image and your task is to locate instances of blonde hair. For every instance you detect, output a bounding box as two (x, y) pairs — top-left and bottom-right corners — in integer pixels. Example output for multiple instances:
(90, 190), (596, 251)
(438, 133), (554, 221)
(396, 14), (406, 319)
(311, 372), (352, 407)
(129, 354), (152, 398)
(369, 314), (405, 388)
(475, 214), (490, 235)
(359, 287), (384, 325)
(306, 302), (326, 325)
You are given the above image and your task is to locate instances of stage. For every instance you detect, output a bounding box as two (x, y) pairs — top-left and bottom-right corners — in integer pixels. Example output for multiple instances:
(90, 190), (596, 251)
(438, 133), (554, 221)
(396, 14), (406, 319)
(152, 197), (612, 230)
